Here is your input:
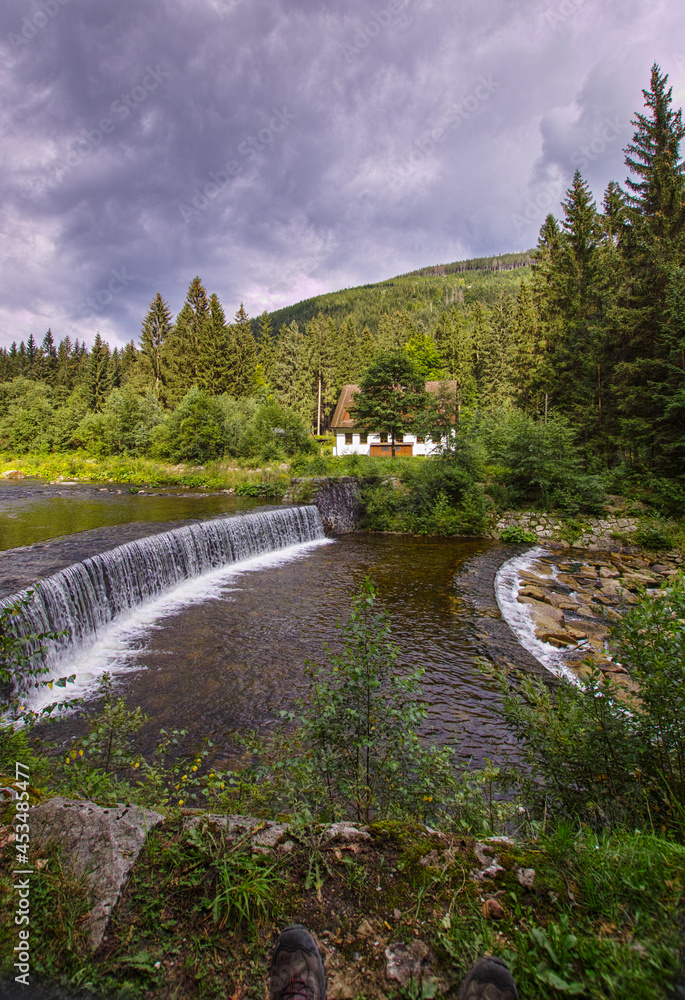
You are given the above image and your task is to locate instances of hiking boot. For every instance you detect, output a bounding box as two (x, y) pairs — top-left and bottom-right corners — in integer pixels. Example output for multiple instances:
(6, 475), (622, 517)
(458, 956), (519, 1000)
(269, 924), (327, 1000)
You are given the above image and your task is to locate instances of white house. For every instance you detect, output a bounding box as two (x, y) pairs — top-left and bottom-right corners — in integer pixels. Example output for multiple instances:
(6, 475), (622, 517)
(330, 381), (458, 457)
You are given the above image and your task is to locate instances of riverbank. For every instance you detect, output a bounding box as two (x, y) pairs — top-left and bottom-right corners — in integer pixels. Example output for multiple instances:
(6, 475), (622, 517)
(0, 453), (291, 491)
(1, 800), (682, 1000)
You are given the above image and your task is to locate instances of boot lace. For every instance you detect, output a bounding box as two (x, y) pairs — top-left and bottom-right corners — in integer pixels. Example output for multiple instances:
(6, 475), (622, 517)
(279, 978), (314, 1000)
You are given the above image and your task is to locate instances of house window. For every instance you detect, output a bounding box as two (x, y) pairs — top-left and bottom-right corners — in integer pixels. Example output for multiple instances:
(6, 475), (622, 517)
(360, 433), (368, 444)
(380, 432), (388, 443)
(396, 433), (404, 443)
(345, 432), (353, 445)
(417, 436), (425, 444)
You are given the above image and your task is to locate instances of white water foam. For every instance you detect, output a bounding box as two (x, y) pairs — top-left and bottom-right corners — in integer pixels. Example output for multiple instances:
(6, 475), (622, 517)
(495, 546), (578, 683)
(24, 537), (332, 716)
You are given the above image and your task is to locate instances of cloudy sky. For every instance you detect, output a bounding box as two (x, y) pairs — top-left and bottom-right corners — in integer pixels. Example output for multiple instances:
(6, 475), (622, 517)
(0, 0), (683, 350)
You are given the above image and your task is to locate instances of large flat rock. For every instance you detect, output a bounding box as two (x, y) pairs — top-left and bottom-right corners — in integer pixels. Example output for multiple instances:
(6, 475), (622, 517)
(30, 797), (163, 950)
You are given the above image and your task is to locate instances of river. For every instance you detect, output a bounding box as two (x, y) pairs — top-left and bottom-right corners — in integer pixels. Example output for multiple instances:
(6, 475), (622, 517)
(0, 479), (513, 767)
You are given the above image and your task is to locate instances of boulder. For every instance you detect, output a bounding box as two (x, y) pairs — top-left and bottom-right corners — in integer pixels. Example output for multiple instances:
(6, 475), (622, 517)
(0, 469), (25, 479)
(30, 797), (163, 950)
(385, 940), (434, 987)
(517, 597), (564, 624)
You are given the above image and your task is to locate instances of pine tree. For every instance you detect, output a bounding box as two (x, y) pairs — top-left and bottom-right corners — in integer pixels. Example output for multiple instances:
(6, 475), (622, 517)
(256, 311), (277, 391)
(305, 313), (339, 433)
(36, 330), (58, 386)
(140, 292), (172, 399)
(197, 294), (232, 395)
(164, 277), (210, 403)
(624, 63), (685, 234)
(120, 341), (138, 384)
(614, 64), (685, 469)
(226, 304), (258, 397)
(26, 333), (38, 372)
(85, 334), (112, 410)
(273, 321), (314, 424)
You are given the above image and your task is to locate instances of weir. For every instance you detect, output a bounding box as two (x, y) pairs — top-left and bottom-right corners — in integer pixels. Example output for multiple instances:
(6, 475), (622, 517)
(1, 505), (324, 694)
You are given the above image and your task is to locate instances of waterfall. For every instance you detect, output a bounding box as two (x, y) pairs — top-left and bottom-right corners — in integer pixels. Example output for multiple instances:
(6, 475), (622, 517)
(2, 505), (324, 696)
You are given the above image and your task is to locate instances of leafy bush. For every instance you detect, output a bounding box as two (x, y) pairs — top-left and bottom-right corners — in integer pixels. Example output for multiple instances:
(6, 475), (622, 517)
(492, 573), (685, 837)
(500, 525), (537, 544)
(75, 387), (163, 457)
(633, 521), (674, 550)
(0, 377), (55, 453)
(234, 481), (285, 498)
(157, 387), (228, 462)
(482, 410), (602, 510)
(0, 591), (76, 724)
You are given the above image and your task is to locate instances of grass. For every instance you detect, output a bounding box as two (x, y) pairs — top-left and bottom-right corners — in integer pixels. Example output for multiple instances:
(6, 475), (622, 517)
(0, 451), (292, 490)
(1, 816), (682, 999)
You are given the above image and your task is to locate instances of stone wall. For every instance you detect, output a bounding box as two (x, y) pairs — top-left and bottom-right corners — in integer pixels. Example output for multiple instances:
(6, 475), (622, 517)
(285, 476), (361, 534)
(493, 511), (639, 550)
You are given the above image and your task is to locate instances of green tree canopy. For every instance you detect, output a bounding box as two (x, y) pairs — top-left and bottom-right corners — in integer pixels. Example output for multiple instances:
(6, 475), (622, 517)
(349, 350), (428, 457)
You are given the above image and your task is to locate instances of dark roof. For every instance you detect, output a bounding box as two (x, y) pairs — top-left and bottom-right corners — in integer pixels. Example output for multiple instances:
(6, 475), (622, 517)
(330, 381), (458, 430)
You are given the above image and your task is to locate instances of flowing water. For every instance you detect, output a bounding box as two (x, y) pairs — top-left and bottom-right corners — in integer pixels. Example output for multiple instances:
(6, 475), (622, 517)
(1, 480), (517, 766)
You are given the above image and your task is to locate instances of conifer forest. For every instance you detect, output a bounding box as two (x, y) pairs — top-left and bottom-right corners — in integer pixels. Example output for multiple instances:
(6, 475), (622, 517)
(1, 65), (683, 486)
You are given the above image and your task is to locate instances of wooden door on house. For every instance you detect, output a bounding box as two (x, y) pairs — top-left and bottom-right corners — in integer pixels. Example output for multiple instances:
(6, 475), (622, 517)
(369, 443), (414, 457)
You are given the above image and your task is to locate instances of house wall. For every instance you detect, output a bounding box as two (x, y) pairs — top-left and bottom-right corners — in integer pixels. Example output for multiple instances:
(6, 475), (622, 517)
(333, 432), (441, 457)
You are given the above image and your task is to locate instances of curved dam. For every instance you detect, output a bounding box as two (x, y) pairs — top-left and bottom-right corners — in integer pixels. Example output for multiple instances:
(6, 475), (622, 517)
(2, 505), (325, 699)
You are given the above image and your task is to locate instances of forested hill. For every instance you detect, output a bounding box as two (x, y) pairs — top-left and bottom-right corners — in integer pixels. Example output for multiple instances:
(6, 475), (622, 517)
(263, 250), (533, 336)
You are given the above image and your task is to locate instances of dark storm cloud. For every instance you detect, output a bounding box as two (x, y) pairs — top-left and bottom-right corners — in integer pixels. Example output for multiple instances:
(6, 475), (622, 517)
(0, 0), (682, 347)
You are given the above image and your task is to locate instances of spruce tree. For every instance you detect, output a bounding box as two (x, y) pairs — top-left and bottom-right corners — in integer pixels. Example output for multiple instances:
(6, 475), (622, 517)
(197, 294), (232, 395)
(140, 292), (172, 399)
(305, 313), (339, 433)
(36, 330), (58, 386)
(226, 304), (258, 397)
(256, 311), (277, 391)
(614, 64), (685, 469)
(273, 321), (315, 424)
(85, 334), (112, 410)
(164, 278), (210, 403)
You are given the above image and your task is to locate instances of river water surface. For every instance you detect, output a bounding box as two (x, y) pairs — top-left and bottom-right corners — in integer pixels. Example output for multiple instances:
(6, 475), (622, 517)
(1, 480), (514, 766)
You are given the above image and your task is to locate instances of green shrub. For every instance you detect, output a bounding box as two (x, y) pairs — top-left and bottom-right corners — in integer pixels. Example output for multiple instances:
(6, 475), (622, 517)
(158, 387), (228, 462)
(234, 481), (285, 498)
(482, 410), (592, 508)
(500, 525), (537, 544)
(491, 572), (685, 836)
(633, 522), (674, 550)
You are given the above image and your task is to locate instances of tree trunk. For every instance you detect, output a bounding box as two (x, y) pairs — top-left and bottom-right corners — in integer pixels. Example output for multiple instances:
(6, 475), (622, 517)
(317, 372), (322, 436)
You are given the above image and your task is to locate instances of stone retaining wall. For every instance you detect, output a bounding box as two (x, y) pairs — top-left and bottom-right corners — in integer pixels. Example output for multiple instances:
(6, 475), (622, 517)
(285, 476), (361, 534)
(493, 511), (639, 549)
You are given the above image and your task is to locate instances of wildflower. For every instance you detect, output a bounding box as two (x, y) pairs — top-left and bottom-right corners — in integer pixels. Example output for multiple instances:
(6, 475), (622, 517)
(192, 766), (198, 772)
(178, 800), (184, 806)
(79, 749), (83, 757)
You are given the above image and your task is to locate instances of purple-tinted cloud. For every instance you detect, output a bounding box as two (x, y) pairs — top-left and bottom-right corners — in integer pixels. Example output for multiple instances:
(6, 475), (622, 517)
(0, 0), (681, 348)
